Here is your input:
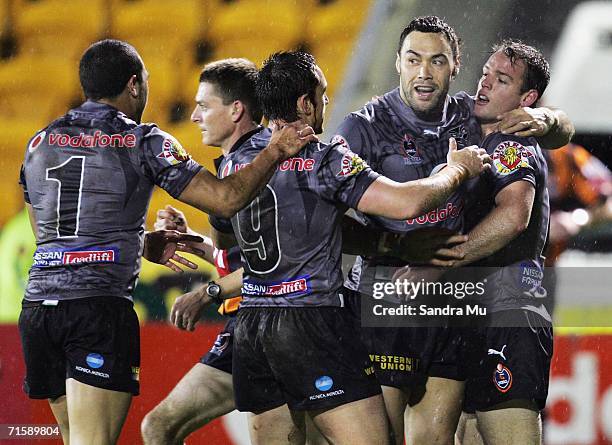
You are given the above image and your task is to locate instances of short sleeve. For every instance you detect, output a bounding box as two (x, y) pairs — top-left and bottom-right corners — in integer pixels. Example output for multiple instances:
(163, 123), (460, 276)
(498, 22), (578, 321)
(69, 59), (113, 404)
(19, 165), (30, 204)
(140, 128), (202, 198)
(485, 134), (538, 196)
(330, 113), (374, 159)
(314, 143), (379, 209)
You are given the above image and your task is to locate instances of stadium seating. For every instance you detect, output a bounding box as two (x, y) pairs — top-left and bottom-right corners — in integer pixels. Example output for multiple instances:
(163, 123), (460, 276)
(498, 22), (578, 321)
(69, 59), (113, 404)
(0, 116), (44, 223)
(12, 0), (105, 59)
(0, 0), (370, 227)
(0, 54), (78, 123)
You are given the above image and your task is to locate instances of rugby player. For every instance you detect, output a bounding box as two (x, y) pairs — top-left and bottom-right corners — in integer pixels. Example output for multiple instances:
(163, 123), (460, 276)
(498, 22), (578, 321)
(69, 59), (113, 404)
(332, 16), (573, 445)
(18, 41), (316, 445)
(141, 58), (307, 445)
(447, 39), (555, 445)
(202, 51), (489, 445)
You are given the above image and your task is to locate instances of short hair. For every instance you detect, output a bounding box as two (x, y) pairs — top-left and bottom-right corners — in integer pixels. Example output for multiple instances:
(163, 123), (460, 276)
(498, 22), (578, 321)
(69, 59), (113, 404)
(199, 58), (262, 123)
(398, 16), (462, 64)
(79, 39), (144, 100)
(256, 51), (319, 122)
(492, 39), (550, 100)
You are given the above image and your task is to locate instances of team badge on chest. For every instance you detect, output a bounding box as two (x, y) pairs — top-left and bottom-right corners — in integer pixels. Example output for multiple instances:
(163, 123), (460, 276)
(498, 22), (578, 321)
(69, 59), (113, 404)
(492, 140), (533, 175)
(400, 134), (423, 165)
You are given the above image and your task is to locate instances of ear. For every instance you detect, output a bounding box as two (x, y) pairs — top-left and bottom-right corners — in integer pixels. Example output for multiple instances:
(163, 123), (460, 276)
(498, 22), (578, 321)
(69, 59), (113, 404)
(297, 93), (312, 117)
(520, 89), (539, 107)
(451, 59), (460, 79)
(126, 75), (140, 98)
(231, 100), (245, 123)
(395, 54), (401, 75)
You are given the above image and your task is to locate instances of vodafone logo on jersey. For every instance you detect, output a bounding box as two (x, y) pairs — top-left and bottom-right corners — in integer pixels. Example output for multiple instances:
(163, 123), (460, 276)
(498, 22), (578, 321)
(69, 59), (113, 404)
(406, 201), (463, 225)
(279, 157), (315, 172)
(28, 131), (46, 152)
(48, 131), (137, 148)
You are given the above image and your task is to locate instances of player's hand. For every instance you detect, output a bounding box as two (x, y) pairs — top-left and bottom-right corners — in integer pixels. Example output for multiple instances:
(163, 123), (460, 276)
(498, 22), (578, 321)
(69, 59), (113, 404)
(391, 228), (467, 267)
(170, 286), (212, 331)
(155, 205), (189, 233)
(447, 137), (491, 178)
(143, 230), (204, 273)
(391, 265), (445, 301)
(497, 107), (557, 138)
(268, 121), (318, 160)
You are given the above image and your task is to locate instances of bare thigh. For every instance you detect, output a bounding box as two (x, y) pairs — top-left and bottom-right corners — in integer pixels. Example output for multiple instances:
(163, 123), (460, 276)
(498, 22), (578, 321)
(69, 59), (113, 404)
(405, 377), (464, 445)
(310, 394), (390, 445)
(141, 363), (234, 445)
(65, 378), (131, 445)
(476, 401), (541, 445)
(455, 412), (484, 445)
(248, 404), (306, 445)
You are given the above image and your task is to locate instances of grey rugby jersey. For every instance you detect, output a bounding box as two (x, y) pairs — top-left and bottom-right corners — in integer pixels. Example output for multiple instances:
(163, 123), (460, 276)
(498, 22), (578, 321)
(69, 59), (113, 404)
(333, 89), (482, 292)
(464, 132), (550, 314)
(217, 127), (379, 307)
(20, 101), (201, 301)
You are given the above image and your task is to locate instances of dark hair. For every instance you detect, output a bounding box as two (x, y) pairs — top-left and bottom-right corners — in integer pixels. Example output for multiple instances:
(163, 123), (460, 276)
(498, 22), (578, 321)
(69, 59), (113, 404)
(200, 58), (263, 123)
(492, 39), (550, 100)
(79, 39), (144, 100)
(256, 51), (319, 121)
(398, 16), (462, 64)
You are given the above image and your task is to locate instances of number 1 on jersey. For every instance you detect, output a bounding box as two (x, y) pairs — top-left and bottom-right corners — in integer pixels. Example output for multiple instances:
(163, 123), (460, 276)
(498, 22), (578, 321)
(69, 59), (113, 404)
(45, 156), (85, 238)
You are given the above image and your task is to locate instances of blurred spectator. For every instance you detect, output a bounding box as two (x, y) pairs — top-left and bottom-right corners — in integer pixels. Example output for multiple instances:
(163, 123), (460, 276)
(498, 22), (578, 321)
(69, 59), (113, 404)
(0, 207), (35, 322)
(544, 143), (612, 313)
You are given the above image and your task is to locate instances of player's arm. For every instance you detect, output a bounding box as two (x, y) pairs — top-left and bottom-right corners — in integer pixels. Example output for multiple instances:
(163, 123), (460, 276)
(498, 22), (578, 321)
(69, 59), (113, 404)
(340, 216), (467, 266)
(170, 267), (244, 331)
(178, 123), (317, 218)
(357, 139), (490, 220)
(450, 181), (534, 267)
(498, 107), (574, 150)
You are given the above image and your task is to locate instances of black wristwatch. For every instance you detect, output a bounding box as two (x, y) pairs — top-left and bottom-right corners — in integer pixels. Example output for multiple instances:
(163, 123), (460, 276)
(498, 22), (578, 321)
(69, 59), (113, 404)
(205, 281), (223, 305)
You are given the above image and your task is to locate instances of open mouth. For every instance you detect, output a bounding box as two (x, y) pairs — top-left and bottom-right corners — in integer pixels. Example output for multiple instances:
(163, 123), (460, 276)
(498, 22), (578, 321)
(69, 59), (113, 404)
(476, 92), (489, 105)
(414, 85), (436, 99)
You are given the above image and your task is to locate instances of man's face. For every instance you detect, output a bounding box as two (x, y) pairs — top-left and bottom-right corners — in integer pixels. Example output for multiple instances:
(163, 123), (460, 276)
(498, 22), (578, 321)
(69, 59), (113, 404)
(191, 82), (235, 147)
(474, 50), (533, 123)
(396, 31), (457, 120)
(310, 65), (329, 134)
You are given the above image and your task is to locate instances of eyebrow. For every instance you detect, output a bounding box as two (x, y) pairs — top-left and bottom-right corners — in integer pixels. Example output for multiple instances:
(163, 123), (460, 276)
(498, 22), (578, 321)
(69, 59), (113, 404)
(495, 69), (513, 80)
(405, 50), (448, 60)
(483, 64), (513, 80)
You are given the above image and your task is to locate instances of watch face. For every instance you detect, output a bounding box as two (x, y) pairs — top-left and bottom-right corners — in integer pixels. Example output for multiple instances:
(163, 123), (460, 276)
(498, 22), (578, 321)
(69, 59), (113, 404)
(207, 283), (221, 298)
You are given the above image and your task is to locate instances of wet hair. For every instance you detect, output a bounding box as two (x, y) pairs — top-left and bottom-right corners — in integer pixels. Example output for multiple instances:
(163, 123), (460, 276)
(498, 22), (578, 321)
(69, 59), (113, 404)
(256, 51), (319, 121)
(79, 39), (143, 100)
(199, 58), (263, 123)
(398, 16), (462, 66)
(492, 39), (550, 100)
